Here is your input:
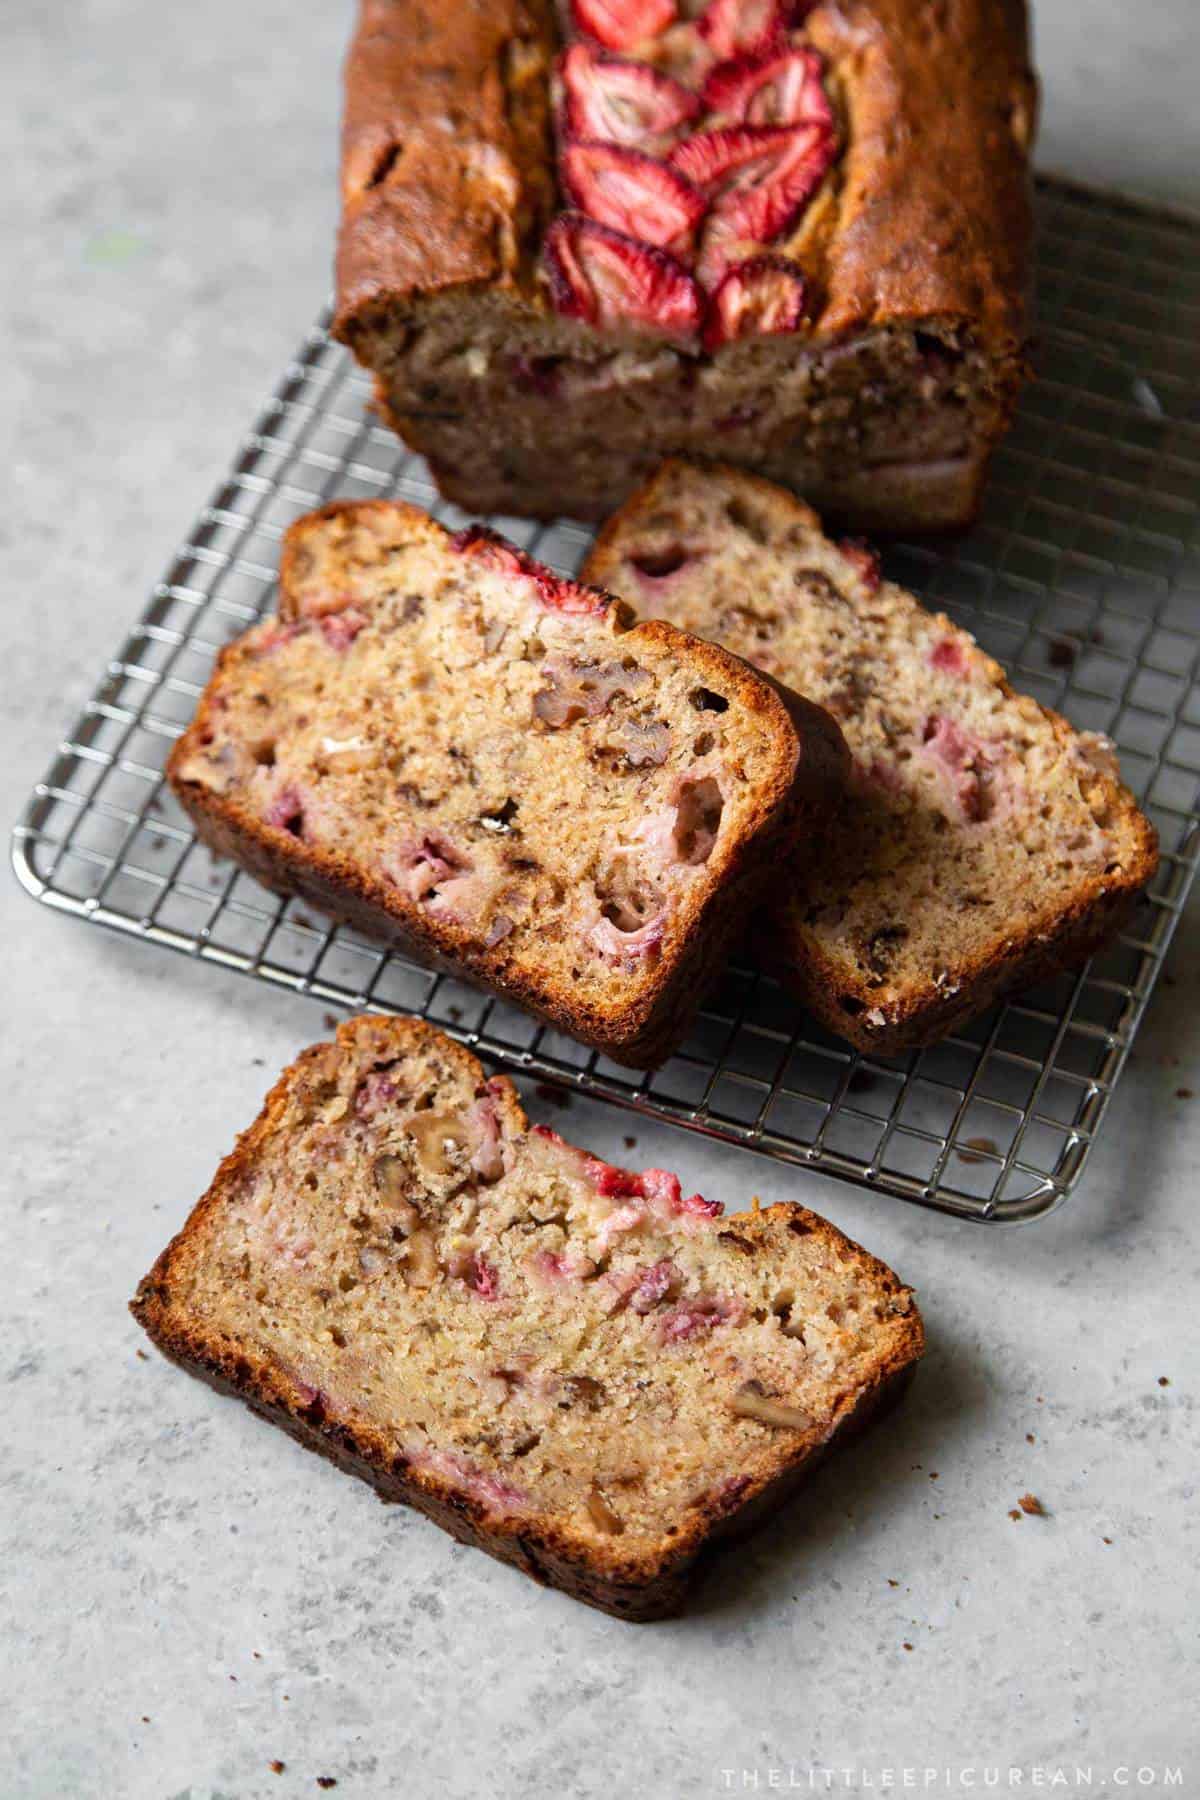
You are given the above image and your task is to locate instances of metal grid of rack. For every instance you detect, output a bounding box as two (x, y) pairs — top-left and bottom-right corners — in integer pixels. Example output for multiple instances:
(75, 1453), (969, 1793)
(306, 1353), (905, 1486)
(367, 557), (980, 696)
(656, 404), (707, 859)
(13, 178), (1200, 1222)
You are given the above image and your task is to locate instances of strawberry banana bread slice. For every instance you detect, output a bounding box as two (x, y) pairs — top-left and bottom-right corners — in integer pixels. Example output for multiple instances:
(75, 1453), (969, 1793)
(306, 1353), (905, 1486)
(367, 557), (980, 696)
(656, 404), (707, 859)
(132, 1016), (924, 1619)
(168, 498), (847, 1067)
(585, 461), (1159, 1053)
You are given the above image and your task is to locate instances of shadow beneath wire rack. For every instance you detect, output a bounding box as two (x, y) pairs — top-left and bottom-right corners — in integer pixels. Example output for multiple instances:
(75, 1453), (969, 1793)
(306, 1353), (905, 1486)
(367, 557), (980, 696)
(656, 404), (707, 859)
(680, 1314), (983, 1625)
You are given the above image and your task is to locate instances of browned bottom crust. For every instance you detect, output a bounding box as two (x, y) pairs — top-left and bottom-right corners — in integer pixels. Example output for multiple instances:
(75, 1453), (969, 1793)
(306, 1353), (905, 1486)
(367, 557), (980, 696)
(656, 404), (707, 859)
(133, 1249), (920, 1622)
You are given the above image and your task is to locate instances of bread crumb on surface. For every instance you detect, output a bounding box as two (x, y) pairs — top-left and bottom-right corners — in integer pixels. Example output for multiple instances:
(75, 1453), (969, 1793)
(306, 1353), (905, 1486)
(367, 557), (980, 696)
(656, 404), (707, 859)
(317, 1781), (338, 1792)
(1018, 1493), (1046, 1516)
(269, 1762), (285, 1776)
(1158, 1376), (1170, 1387)
(902, 1642), (913, 1651)
(1025, 1431), (1035, 1443)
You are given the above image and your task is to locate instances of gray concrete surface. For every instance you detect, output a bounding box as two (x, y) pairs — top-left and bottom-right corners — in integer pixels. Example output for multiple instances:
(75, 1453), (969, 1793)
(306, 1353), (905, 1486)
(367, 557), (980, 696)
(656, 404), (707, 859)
(3, 4), (1198, 1797)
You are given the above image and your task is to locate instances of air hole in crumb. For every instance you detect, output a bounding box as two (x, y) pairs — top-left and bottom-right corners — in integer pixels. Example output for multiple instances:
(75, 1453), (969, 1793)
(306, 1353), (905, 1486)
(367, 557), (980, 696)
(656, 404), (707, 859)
(726, 496), (772, 544)
(689, 687), (728, 714)
(693, 731), (715, 756)
(366, 142), (403, 189)
(631, 544), (688, 579)
(839, 994), (866, 1015)
(330, 1328), (347, 1349)
(303, 1173), (318, 1191)
(253, 740), (276, 767)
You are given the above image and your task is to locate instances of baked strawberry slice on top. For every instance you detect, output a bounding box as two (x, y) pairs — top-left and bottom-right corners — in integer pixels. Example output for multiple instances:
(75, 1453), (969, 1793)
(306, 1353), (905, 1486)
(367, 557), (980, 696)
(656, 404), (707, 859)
(558, 43), (701, 154)
(562, 141), (707, 253)
(571, 0), (677, 53)
(702, 254), (808, 352)
(696, 0), (798, 61)
(702, 45), (833, 131)
(543, 212), (704, 344)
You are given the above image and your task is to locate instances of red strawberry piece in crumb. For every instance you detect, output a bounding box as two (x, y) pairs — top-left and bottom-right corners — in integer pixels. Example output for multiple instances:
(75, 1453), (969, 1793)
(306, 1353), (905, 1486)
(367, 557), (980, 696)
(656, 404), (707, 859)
(389, 830), (470, 904)
(657, 1292), (739, 1343)
(264, 785), (304, 834)
(697, 0), (789, 61)
(559, 44), (701, 153)
(462, 1252), (500, 1300)
(589, 910), (667, 961)
(713, 1473), (753, 1514)
(561, 142), (706, 254)
(921, 714), (992, 821)
(702, 254), (807, 352)
(319, 607), (367, 652)
(676, 1189), (723, 1219)
(702, 45), (832, 130)
(930, 636), (970, 676)
(571, 0), (676, 53)
(543, 213), (703, 347)
(838, 537), (882, 592)
(354, 1070), (399, 1119)
(449, 524), (608, 617)
(627, 1257), (679, 1312)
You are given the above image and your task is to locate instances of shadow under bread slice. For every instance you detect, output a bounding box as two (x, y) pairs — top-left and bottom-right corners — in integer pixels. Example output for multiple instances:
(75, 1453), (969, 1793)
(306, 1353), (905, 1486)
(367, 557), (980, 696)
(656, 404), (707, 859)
(584, 460), (1159, 1054)
(132, 1014), (924, 1620)
(167, 497), (848, 1067)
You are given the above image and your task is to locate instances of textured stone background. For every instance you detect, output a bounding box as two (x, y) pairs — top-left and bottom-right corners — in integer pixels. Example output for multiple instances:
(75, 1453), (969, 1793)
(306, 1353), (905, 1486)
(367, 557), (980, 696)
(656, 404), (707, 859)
(3, 5), (1198, 1797)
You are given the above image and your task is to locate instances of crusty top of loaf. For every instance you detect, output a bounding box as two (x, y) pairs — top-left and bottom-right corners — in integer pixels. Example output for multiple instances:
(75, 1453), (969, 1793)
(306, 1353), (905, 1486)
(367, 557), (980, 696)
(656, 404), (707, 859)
(335, 0), (1035, 353)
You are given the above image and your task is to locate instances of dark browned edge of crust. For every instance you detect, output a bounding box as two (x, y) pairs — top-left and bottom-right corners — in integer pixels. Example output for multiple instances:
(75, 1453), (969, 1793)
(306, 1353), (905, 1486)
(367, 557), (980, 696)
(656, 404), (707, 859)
(166, 499), (848, 1069)
(130, 1016), (925, 1621)
(584, 458), (1161, 1056)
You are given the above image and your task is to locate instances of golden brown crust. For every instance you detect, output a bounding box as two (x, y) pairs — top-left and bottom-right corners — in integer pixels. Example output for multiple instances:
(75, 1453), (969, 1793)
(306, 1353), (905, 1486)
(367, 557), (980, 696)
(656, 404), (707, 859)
(131, 1016), (924, 1620)
(806, 0), (1036, 353)
(585, 459), (1159, 1056)
(335, 0), (559, 336)
(334, 0), (1034, 358)
(167, 500), (848, 1069)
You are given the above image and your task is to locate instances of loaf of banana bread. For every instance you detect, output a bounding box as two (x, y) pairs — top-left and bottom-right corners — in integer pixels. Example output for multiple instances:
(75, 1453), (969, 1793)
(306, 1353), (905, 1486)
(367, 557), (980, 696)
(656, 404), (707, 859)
(334, 0), (1035, 532)
(585, 461), (1159, 1053)
(167, 498), (847, 1067)
(132, 1015), (924, 1618)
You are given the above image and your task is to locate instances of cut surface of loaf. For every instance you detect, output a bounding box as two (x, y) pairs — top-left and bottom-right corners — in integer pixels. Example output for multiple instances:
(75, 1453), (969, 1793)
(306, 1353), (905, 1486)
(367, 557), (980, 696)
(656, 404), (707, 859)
(167, 499), (846, 1067)
(132, 1016), (924, 1619)
(334, 0), (1035, 532)
(585, 461), (1160, 1053)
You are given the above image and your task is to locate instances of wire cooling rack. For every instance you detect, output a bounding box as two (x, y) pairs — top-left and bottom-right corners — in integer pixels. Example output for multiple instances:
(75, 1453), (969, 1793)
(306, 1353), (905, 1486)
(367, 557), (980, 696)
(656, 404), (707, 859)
(12, 178), (1200, 1223)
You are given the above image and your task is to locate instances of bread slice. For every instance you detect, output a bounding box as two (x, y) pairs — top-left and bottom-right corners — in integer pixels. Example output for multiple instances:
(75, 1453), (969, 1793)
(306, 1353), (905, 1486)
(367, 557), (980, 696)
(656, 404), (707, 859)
(132, 1015), (924, 1619)
(167, 499), (847, 1068)
(584, 461), (1160, 1053)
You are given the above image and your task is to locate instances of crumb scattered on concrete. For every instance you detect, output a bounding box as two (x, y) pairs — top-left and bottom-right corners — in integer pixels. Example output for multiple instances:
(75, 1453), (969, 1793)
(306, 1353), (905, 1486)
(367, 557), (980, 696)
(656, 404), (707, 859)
(887, 1578), (899, 1588)
(1018, 1493), (1047, 1516)
(956, 1135), (999, 1164)
(1026, 1431), (1035, 1443)
(623, 1135), (637, 1149)
(317, 1782), (338, 1792)
(136, 1349), (148, 1361)
(1158, 1376), (1170, 1387)
(269, 1762), (285, 1776)
(1102, 1536), (1113, 1545)
(902, 1642), (913, 1652)
(322, 1012), (339, 1031)
(1009, 1509), (1022, 1521)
